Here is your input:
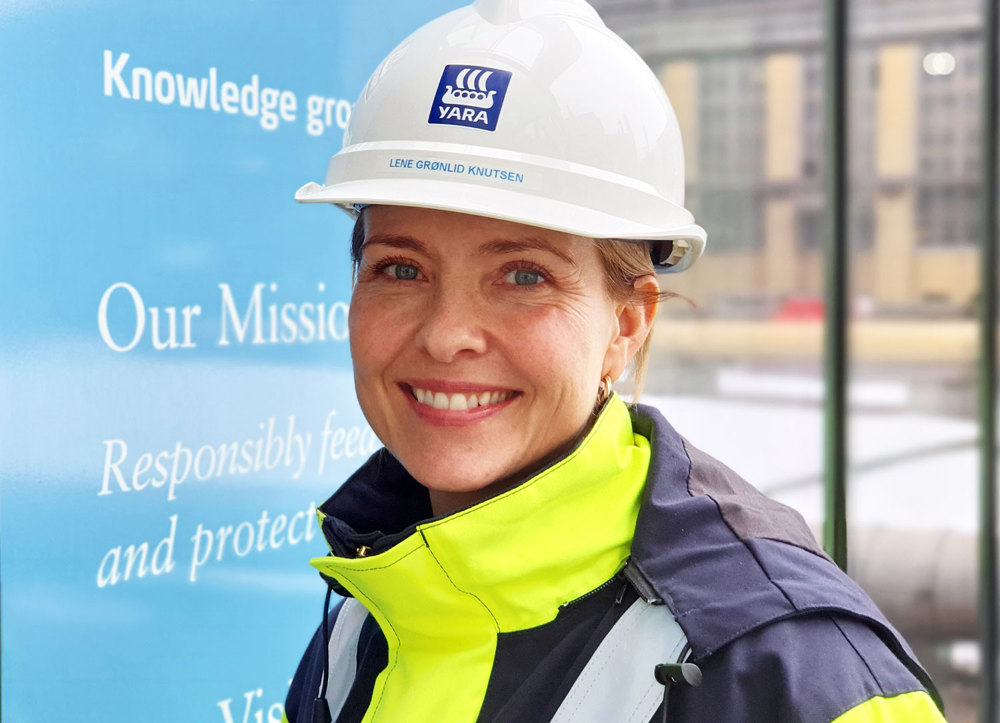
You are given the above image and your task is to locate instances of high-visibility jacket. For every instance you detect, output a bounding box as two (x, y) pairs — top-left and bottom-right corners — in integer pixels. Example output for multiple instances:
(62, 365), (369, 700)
(284, 396), (945, 722)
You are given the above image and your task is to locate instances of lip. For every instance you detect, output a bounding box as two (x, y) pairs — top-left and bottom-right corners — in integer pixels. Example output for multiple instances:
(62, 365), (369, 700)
(402, 379), (519, 395)
(399, 380), (520, 427)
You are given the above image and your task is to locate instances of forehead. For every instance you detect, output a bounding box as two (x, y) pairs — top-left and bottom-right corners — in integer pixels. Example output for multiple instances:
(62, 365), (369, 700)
(361, 205), (594, 263)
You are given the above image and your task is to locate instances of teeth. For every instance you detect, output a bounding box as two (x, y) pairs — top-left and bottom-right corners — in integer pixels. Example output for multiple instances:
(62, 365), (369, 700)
(411, 387), (512, 410)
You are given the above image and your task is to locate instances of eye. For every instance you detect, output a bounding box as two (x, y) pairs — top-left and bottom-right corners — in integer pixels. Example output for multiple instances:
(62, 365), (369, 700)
(381, 263), (419, 281)
(503, 268), (546, 286)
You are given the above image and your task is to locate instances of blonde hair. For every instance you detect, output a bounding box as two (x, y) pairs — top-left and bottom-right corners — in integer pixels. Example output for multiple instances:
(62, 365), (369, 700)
(593, 239), (678, 399)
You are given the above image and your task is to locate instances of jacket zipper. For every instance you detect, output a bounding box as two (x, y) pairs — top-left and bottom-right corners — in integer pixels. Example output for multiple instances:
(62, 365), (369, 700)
(559, 571), (625, 610)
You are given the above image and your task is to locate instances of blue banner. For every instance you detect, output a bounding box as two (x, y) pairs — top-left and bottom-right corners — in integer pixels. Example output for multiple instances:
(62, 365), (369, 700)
(0, 2), (463, 720)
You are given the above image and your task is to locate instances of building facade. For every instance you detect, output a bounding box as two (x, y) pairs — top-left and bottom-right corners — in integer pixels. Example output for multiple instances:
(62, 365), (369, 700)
(592, 0), (982, 315)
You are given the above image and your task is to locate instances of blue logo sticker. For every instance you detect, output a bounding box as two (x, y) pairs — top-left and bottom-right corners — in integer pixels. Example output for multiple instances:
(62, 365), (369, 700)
(428, 64), (512, 132)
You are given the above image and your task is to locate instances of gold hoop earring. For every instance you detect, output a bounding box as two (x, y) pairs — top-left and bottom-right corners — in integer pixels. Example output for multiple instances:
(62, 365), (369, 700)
(596, 374), (613, 407)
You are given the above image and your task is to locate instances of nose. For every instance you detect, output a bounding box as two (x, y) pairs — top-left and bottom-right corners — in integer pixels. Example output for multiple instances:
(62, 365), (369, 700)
(413, 284), (488, 362)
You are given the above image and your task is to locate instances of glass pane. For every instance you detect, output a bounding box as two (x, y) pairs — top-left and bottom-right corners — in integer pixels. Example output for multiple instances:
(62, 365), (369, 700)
(593, 0), (827, 552)
(594, 0), (983, 718)
(846, 7), (981, 720)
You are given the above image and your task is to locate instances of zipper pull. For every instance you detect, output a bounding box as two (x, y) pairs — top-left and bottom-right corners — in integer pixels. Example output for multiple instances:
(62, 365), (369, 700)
(654, 654), (702, 722)
(655, 662), (702, 687)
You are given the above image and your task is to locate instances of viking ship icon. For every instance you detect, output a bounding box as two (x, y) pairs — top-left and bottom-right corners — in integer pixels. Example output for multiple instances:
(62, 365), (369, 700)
(441, 68), (497, 109)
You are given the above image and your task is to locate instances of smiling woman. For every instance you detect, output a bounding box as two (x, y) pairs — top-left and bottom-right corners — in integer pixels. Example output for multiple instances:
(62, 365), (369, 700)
(348, 206), (657, 515)
(282, 1), (946, 722)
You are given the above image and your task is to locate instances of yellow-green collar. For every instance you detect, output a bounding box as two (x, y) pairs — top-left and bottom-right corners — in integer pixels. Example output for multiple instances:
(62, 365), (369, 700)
(312, 394), (650, 633)
(310, 395), (650, 721)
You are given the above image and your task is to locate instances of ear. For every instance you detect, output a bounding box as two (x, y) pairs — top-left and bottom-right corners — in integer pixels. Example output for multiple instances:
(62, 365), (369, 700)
(603, 274), (659, 381)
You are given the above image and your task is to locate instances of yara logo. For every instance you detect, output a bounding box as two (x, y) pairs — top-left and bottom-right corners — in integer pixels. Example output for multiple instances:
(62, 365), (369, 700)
(443, 68), (497, 109)
(429, 64), (512, 132)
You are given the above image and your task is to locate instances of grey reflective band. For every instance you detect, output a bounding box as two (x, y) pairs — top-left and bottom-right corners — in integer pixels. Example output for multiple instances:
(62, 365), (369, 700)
(550, 598), (689, 723)
(322, 598), (370, 716)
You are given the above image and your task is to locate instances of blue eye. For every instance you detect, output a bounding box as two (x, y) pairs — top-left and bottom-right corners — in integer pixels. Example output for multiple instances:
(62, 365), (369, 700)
(385, 263), (418, 280)
(505, 269), (544, 286)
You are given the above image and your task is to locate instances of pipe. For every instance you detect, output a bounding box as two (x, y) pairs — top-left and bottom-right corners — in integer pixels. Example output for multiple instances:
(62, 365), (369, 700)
(847, 527), (977, 639)
(822, 0), (849, 571)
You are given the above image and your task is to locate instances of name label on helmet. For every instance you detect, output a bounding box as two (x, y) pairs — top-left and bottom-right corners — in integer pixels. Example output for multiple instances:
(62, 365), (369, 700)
(428, 64), (511, 132)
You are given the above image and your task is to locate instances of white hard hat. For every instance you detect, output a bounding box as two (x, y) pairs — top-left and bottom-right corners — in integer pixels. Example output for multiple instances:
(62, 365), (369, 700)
(296, 0), (706, 272)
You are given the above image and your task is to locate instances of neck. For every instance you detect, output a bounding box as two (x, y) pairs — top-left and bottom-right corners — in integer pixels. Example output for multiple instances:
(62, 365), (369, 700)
(424, 416), (597, 516)
(428, 488), (493, 517)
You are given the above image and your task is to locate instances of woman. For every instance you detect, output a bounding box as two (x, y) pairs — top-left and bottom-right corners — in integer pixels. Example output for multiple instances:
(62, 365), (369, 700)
(284, 1), (946, 720)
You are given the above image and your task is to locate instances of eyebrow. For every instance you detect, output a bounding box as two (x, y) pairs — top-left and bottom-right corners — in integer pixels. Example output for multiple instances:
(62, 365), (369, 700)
(362, 234), (577, 266)
(477, 237), (576, 266)
(361, 235), (428, 254)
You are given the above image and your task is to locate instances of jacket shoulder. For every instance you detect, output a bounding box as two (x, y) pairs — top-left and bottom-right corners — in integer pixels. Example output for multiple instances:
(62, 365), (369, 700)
(627, 403), (942, 716)
(667, 612), (942, 723)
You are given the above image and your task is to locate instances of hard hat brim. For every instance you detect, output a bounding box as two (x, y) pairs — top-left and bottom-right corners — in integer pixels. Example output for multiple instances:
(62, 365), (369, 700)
(295, 177), (706, 271)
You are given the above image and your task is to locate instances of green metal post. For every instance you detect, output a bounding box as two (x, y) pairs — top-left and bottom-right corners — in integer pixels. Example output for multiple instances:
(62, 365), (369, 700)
(978, 0), (998, 719)
(822, 0), (848, 571)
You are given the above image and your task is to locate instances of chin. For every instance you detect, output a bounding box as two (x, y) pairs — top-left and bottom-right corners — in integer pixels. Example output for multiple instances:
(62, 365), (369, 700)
(407, 460), (508, 496)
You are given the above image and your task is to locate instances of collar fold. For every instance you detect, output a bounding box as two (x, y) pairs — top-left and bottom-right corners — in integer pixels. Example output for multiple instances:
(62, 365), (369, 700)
(312, 394), (651, 634)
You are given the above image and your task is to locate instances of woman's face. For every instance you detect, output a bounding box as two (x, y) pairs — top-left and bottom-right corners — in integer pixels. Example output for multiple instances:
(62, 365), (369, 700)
(349, 205), (653, 511)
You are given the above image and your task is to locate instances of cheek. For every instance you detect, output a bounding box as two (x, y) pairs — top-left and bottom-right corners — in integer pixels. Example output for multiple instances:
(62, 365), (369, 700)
(348, 291), (411, 359)
(347, 300), (369, 368)
(348, 298), (403, 443)
(348, 295), (397, 384)
(504, 303), (613, 384)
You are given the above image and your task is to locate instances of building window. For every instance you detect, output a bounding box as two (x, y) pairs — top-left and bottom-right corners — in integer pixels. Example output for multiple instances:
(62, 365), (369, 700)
(915, 184), (978, 248)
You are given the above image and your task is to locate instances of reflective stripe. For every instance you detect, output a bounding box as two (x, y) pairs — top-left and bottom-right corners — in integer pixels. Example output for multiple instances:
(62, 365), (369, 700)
(323, 598), (370, 717)
(830, 691), (946, 723)
(551, 598), (688, 723)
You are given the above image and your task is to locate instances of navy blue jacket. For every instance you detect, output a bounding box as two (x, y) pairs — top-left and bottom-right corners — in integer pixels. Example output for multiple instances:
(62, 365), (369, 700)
(285, 403), (942, 722)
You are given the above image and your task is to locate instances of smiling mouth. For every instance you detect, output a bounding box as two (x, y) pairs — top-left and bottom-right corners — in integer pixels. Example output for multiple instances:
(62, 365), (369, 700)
(409, 386), (516, 411)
